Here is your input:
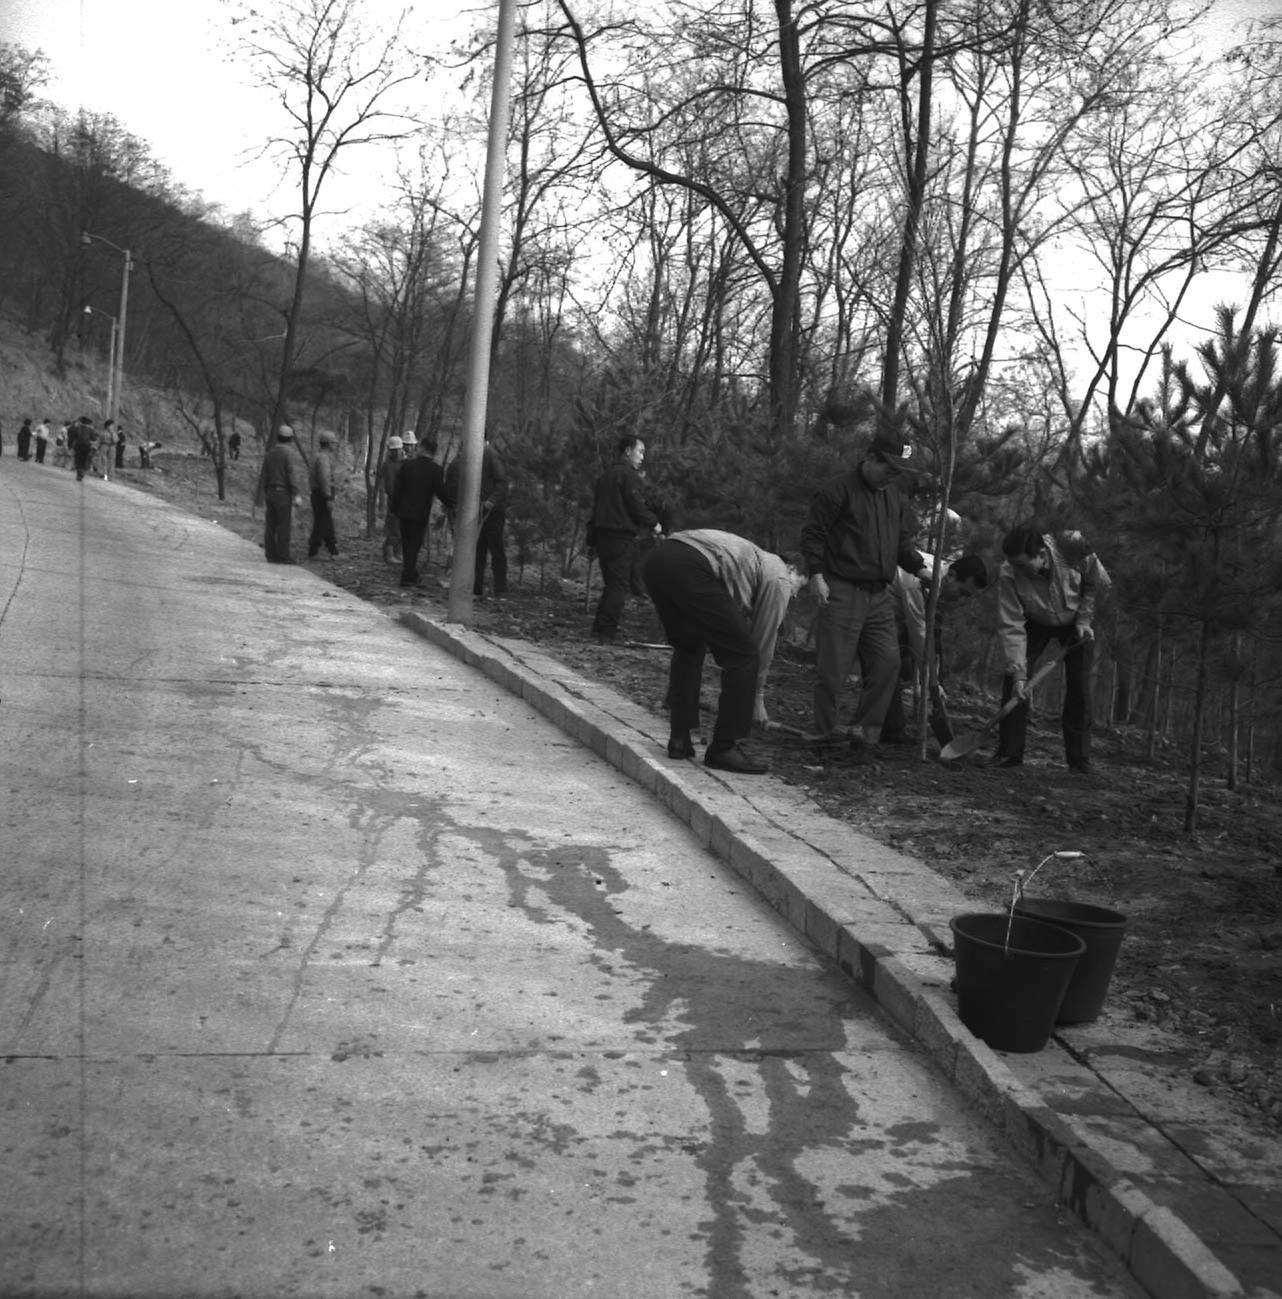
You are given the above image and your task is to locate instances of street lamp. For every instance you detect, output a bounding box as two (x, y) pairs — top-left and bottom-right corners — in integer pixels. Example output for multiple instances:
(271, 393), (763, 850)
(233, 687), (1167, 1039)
(82, 304), (118, 417)
(80, 232), (133, 426)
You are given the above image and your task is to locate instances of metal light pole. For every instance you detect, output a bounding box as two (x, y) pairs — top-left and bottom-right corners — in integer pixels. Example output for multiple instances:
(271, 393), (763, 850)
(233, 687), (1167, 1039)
(81, 232), (133, 426)
(446, 0), (517, 625)
(82, 305), (118, 417)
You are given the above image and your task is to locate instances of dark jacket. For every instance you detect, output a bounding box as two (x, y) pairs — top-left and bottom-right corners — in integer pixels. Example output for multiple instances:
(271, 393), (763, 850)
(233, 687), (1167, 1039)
(588, 462), (660, 540)
(392, 455), (447, 522)
(801, 464), (925, 585)
(261, 441), (302, 495)
(443, 445), (507, 513)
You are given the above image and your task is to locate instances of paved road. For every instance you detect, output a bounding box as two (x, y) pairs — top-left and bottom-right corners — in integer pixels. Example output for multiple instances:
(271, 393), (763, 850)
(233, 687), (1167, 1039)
(0, 458), (1142, 1297)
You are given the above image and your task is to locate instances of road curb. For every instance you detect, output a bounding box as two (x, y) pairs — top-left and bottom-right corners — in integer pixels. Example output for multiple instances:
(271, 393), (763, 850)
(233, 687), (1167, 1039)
(399, 610), (1250, 1299)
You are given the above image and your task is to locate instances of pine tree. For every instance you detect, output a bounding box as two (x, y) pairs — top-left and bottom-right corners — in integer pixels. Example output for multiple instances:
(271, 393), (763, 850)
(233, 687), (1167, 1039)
(1081, 312), (1282, 831)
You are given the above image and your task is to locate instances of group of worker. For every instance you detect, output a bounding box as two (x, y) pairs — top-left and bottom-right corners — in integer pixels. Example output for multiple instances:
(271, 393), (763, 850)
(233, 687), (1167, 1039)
(586, 427), (1110, 777)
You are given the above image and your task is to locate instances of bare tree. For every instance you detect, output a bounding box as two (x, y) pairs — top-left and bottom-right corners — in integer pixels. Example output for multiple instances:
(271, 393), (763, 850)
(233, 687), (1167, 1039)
(229, 0), (420, 441)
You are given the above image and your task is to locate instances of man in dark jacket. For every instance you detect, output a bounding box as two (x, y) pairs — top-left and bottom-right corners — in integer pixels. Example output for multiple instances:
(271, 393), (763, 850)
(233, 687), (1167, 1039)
(443, 440), (509, 598)
(801, 425), (933, 759)
(262, 424), (304, 563)
(587, 436), (662, 644)
(392, 436), (448, 588)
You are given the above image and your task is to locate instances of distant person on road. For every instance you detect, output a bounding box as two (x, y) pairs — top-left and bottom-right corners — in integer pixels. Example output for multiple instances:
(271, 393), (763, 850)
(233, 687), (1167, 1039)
(261, 424), (304, 564)
(643, 528), (807, 775)
(379, 435), (406, 563)
(97, 420), (116, 480)
(307, 429), (340, 559)
(444, 440), (509, 599)
(52, 422), (69, 469)
(33, 418), (49, 464)
(992, 524), (1111, 774)
(115, 422), (127, 470)
(391, 435), (448, 588)
(17, 418), (32, 461)
(587, 436), (662, 644)
(71, 417), (96, 482)
(228, 430), (241, 461)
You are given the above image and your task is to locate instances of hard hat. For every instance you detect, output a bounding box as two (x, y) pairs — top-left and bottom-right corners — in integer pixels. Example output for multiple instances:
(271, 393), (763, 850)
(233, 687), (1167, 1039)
(387, 436), (403, 451)
(401, 430), (418, 446)
(318, 429), (337, 447)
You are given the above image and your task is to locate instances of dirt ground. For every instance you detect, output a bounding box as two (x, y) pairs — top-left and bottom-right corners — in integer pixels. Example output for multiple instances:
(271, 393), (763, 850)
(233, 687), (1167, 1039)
(120, 447), (1282, 1136)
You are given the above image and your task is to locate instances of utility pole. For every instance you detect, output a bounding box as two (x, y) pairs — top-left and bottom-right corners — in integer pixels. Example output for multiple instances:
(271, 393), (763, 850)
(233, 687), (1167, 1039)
(447, 0), (517, 625)
(81, 233), (133, 426)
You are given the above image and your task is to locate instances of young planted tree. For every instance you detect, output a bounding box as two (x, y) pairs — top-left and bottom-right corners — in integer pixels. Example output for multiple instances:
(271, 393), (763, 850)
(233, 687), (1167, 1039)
(1083, 312), (1282, 831)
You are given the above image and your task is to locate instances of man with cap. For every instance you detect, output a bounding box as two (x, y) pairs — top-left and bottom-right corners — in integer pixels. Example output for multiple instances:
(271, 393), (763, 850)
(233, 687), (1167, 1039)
(391, 435), (448, 588)
(307, 429), (340, 559)
(379, 435), (405, 562)
(800, 420), (933, 762)
(262, 424), (304, 563)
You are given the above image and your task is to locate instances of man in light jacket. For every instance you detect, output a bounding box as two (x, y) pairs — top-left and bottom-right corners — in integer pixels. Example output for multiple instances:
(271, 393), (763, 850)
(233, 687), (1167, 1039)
(642, 528), (807, 775)
(993, 524), (1111, 774)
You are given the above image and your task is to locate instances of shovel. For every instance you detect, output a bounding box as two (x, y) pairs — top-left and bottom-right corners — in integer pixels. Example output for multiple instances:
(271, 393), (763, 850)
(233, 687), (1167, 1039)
(939, 640), (1076, 762)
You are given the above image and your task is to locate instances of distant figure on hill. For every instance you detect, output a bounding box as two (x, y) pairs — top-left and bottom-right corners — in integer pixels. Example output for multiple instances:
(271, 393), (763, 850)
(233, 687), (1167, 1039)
(307, 430), (340, 559)
(261, 424), (304, 564)
(379, 435), (406, 563)
(228, 430), (241, 461)
(17, 418), (32, 461)
(33, 418), (49, 464)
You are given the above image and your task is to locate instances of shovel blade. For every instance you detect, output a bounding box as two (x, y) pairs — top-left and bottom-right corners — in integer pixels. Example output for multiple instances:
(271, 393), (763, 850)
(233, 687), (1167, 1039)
(940, 729), (987, 762)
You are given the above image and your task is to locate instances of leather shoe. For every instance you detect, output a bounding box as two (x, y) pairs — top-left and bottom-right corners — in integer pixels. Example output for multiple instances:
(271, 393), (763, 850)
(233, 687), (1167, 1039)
(667, 737), (695, 760)
(1068, 759), (1092, 775)
(989, 754), (1023, 769)
(704, 744), (769, 775)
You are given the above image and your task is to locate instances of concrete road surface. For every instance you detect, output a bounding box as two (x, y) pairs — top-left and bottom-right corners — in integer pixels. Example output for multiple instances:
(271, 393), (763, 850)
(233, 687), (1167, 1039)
(0, 458), (1142, 1297)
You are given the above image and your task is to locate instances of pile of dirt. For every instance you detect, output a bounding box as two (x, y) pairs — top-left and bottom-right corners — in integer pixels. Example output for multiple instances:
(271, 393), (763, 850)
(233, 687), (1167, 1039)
(117, 448), (1282, 1136)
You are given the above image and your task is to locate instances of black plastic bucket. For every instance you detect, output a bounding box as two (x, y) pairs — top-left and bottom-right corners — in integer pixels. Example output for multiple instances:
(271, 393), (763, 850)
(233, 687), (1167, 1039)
(950, 912), (1085, 1053)
(1013, 897), (1127, 1024)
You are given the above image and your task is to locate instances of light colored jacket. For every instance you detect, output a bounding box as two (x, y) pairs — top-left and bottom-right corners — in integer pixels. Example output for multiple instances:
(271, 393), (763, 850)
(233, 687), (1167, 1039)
(668, 529), (794, 699)
(997, 533), (1110, 677)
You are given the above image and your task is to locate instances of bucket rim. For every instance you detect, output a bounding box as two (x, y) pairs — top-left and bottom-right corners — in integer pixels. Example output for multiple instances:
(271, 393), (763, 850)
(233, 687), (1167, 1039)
(950, 911), (1086, 960)
(1013, 896), (1127, 929)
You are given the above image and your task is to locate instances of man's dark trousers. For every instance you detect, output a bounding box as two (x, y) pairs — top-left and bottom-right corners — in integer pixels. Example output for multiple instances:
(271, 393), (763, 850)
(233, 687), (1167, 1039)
(474, 505), (507, 596)
(643, 540), (757, 753)
(592, 530), (636, 638)
(308, 490), (337, 557)
(998, 622), (1092, 764)
(264, 490), (294, 563)
(399, 516), (429, 585)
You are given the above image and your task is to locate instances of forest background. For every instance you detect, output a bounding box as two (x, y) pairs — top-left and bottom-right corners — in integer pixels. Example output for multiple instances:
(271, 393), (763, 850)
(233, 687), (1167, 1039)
(3, 0), (1282, 828)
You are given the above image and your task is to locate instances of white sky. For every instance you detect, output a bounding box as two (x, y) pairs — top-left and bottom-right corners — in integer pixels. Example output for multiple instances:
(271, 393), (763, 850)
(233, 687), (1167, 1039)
(3, 0), (1279, 224)
(0, 0), (478, 225)
(3, 0), (1282, 386)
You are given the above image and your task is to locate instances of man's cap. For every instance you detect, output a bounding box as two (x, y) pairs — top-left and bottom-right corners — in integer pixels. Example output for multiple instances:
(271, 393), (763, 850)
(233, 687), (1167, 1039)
(401, 430), (418, 445)
(276, 424), (294, 440)
(387, 436), (403, 450)
(318, 430), (336, 447)
(869, 429), (912, 468)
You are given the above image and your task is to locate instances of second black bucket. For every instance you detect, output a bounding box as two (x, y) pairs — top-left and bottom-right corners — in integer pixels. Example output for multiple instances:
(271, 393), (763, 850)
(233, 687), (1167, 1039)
(950, 912), (1085, 1053)
(1013, 896), (1127, 1024)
